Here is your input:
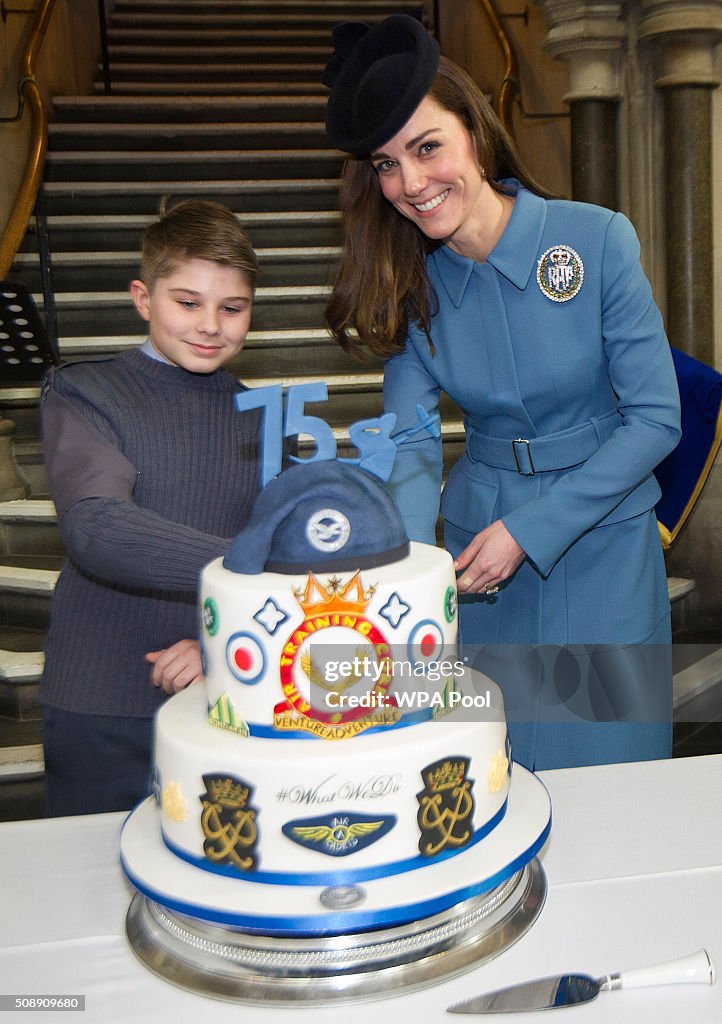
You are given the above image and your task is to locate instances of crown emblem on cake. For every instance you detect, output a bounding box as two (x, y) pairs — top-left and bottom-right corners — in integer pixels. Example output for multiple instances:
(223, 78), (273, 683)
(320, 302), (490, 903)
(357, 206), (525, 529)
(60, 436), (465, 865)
(204, 776), (249, 808)
(423, 759), (468, 792)
(293, 571), (377, 616)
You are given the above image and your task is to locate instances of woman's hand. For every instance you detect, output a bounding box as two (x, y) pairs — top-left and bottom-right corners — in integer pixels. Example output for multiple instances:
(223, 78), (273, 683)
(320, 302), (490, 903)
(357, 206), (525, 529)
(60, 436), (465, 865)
(146, 639), (203, 694)
(454, 519), (525, 594)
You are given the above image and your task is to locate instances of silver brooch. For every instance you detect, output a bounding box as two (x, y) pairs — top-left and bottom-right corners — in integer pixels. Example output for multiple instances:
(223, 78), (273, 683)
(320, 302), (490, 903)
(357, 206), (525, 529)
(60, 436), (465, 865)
(537, 245), (584, 302)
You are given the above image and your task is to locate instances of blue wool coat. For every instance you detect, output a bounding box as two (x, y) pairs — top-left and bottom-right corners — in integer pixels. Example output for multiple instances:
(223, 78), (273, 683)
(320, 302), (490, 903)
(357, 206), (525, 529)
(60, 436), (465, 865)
(384, 185), (682, 769)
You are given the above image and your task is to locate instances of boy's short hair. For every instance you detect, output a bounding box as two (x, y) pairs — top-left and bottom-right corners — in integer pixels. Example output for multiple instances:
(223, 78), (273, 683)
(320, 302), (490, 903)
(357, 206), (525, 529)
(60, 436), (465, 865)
(140, 198), (259, 291)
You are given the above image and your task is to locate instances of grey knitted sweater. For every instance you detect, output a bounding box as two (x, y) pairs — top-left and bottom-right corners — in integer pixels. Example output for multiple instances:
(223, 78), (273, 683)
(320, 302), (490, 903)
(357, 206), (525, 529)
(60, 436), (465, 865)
(39, 348), (261, 717)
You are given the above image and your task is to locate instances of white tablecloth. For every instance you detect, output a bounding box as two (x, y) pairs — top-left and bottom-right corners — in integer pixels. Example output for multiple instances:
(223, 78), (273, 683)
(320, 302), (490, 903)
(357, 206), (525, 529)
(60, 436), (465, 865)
(1, 755), (721, 1023)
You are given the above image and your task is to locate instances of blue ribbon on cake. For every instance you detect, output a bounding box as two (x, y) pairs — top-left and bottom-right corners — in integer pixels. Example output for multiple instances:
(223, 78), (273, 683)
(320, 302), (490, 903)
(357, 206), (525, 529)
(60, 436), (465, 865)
(160, 796), (509, 887)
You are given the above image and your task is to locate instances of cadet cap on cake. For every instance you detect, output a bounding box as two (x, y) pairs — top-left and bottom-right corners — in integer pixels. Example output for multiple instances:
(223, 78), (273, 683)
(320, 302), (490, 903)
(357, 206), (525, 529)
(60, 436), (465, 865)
(223, 461), (409, 575)
(322, 13), (440, 155)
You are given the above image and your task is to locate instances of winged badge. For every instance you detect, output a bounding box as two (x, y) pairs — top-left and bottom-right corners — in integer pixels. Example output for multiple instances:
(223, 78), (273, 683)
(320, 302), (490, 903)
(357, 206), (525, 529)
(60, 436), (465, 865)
(292, 820), (385, 845)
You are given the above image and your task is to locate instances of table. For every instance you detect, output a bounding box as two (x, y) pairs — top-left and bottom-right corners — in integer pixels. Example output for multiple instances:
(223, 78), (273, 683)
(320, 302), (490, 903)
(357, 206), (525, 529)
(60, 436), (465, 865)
(1, 755), (721, 1023)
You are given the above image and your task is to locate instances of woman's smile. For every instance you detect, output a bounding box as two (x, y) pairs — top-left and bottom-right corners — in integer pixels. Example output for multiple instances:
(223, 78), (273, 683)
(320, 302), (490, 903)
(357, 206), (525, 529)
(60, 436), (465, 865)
(412, 189), (450, 213)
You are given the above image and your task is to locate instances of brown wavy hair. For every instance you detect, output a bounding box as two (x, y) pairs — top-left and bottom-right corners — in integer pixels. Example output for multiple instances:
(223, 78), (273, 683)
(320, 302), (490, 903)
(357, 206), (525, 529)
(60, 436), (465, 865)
(325, 57), (549, 360)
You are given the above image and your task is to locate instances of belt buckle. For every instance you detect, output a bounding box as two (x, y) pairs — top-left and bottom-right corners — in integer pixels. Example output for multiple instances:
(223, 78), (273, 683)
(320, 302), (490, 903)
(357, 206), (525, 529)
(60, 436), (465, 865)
(512, 438), (535, 476)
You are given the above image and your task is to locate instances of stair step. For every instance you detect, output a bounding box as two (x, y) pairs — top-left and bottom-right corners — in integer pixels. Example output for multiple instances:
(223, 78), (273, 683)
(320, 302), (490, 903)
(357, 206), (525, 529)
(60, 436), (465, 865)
(111, 0), (424, 14)
(108, 45), (332, 63)
(91, 81), (329, 97)
(20, 211), (342, 250)
(0, 648), (44, 684)
(0, 500), (56, 524)
(44, 149), (343, 183)
(52, 95), (327, 123)
(15, 246), (340, 264)
(673, 647), (722, 709)
(12, 246), (340, 291)
(0, 564), (60, 594)
(108, 13), (404, 30)
(42, 179), (341, 215)
(108, 28), (336, 45)
(101, 62), (326, 83)
(49, 123), (330, 151)
(0, 500), (63, 557)
(0, 745), (44, 781)
(668, 578), (696, 603)
(40, 285), (331, 305)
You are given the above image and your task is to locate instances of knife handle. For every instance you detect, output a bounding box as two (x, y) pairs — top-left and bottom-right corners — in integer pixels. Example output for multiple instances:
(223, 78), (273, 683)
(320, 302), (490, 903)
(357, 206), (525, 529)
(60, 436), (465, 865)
(612, 949), (715, 990)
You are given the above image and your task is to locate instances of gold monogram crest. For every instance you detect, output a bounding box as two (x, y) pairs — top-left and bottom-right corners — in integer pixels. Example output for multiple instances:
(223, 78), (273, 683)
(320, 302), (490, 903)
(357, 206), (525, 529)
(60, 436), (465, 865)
(200, 773), (259, 871)
(417, 757), (475, 857)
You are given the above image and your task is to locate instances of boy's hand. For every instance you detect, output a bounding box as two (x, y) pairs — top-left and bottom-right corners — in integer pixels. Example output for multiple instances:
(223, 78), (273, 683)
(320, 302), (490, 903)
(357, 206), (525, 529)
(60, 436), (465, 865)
(146, 639), (203, 694)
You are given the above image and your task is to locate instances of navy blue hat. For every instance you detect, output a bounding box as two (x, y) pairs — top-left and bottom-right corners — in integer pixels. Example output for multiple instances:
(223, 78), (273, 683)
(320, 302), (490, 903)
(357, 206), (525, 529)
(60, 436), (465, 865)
(323, 14), (440, 155)
(223, 461), (409, 575)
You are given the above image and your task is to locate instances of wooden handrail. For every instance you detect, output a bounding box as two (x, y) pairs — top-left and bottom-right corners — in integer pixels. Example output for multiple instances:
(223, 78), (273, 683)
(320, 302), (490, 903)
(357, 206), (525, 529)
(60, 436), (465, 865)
(477, 0), (520, 135)
(0, 0), (57, 279)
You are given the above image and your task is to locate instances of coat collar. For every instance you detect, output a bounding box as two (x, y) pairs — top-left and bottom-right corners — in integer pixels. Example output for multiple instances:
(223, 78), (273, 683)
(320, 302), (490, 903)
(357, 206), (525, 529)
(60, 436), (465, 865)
(430, 183), (547, 308)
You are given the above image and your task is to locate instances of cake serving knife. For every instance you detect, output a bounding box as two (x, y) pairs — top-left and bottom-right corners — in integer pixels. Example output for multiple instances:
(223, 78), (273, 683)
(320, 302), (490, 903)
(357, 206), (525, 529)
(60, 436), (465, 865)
(447, 949), (714, 1014)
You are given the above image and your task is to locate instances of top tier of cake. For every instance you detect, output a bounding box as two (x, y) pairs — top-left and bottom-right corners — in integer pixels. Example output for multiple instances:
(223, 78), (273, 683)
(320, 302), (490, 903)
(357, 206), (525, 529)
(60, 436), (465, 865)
(200, 541), (460, 741)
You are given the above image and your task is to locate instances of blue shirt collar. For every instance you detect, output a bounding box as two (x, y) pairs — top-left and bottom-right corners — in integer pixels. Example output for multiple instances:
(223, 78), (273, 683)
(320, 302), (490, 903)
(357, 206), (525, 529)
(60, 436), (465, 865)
(140, 338), (172, 363)
(429, 183), (547, 307)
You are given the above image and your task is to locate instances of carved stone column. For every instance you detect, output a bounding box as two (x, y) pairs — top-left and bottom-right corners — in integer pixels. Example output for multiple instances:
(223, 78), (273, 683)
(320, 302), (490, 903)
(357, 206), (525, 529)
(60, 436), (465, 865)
(536, 1), (626, 209)
(639, 1), (722, 365)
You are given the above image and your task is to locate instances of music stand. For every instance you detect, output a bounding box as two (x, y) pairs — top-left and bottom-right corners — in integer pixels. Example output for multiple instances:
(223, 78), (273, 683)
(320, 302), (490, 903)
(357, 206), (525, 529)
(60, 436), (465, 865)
(0, 280), (60, 384)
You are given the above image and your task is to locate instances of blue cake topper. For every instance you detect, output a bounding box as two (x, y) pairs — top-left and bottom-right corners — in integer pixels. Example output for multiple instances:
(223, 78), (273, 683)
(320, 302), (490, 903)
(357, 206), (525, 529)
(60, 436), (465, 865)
(235, 382), (440, 486)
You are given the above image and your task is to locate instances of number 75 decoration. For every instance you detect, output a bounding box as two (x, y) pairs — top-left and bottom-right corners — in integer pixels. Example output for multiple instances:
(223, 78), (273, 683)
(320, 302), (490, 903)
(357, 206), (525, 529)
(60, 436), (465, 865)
(235, 381), (440, 487)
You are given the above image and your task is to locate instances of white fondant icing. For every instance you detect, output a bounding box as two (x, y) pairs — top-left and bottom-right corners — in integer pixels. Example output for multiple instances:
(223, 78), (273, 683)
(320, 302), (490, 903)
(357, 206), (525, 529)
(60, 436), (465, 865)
(155, 677), (509, 880)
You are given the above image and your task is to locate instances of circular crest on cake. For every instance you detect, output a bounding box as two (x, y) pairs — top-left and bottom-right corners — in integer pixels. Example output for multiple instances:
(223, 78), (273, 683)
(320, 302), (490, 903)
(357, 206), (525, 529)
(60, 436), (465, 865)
(223, 461), (409, 575)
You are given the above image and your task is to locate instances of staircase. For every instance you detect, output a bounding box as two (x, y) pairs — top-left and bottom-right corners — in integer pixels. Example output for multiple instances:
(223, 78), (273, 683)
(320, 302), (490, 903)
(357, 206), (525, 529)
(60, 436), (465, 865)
(0, 0), (447, 819)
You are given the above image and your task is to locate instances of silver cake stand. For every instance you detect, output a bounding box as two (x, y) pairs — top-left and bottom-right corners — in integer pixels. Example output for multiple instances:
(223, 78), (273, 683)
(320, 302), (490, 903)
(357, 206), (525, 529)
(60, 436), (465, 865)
(125, 857), (546, 1005)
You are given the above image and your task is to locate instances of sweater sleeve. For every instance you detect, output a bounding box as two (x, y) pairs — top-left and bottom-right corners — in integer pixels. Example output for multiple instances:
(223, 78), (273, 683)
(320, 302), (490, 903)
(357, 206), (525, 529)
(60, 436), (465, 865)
(41, 371), (230, 592)
(383, 340), (444, 545)
(59, 497), (228, 590)
(501, 212), (682, 576)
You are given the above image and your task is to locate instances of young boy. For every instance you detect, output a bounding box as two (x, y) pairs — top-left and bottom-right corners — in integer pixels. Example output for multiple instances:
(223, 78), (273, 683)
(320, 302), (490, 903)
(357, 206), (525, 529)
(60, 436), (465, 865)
(39, 199), (261, 816)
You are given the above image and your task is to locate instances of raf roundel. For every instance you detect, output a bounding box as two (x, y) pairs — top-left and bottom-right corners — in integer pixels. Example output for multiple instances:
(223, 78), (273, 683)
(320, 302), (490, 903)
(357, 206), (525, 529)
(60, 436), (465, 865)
(408, 619), (445, 667)
(305, 507), (351, 554)
(225, 632), (266, 685)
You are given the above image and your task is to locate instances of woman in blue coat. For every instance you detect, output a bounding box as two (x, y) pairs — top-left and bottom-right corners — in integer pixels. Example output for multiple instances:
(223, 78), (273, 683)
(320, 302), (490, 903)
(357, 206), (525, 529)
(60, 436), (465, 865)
(323, 16), (681, 769)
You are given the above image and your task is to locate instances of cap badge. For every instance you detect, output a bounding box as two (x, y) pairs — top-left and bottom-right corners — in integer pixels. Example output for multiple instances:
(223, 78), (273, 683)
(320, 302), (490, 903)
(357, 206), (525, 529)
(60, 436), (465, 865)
(306, 508), (351, 553)
(537, 245), (584, 302)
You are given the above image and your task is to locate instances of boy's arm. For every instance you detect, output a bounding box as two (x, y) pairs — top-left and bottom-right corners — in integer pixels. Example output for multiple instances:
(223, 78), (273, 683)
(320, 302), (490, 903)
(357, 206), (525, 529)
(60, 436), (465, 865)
(42, 383), (232, 591)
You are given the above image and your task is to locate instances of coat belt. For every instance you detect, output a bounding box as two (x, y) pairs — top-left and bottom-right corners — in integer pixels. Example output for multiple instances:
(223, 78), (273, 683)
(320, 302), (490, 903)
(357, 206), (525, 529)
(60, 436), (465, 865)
(466, 409), (620, 475)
